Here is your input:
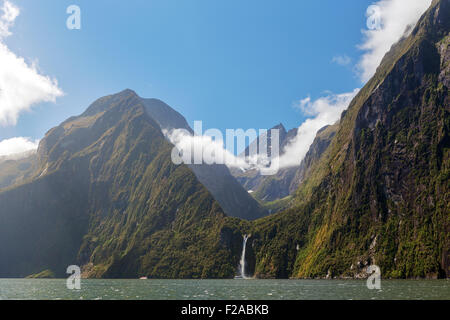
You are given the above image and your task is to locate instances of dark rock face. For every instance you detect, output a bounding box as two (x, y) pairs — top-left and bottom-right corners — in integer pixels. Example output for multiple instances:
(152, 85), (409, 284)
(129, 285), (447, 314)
(251, 0), (450, 279)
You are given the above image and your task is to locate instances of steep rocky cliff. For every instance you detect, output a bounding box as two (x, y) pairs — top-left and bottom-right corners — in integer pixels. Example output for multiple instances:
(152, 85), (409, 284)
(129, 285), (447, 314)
(249, 0), (449, 279)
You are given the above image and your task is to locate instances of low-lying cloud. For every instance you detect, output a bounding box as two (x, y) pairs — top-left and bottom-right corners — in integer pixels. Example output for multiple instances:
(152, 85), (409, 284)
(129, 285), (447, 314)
(357, 0), (432, 82)
(165, 128), (251, 169)
(276, 89), (360, 168)
(0, 137), (38, 158)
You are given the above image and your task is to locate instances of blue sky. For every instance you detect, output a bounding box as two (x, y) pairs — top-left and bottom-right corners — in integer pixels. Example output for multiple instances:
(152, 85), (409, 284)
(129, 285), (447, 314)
(0, 0), (376, 143)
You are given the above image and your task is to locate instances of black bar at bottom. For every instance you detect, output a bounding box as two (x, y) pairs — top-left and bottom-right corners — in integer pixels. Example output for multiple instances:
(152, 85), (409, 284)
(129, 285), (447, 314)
(0, 300), (448, 319)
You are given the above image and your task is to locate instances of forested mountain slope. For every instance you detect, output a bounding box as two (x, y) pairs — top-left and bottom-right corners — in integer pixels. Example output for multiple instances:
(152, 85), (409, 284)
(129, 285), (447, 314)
(0, 90), (237, 278)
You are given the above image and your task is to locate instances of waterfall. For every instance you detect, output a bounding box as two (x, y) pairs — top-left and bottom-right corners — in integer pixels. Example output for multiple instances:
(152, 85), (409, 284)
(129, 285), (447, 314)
(238, 235), (250, 279)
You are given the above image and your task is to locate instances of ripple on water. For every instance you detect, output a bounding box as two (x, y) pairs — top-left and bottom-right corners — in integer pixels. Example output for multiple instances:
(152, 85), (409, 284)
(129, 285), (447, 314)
(0, 279), (448, 300)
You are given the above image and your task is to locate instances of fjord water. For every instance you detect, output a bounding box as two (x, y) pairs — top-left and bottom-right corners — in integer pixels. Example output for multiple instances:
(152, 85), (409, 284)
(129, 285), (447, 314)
(0, 279), (448, 300)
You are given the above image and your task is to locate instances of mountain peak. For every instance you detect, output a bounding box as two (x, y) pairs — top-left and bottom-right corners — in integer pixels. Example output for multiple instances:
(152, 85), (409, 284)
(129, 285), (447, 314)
(272, 123), (287, 134)
(82, 89), (141, 117)
(117, 88), (139, 98)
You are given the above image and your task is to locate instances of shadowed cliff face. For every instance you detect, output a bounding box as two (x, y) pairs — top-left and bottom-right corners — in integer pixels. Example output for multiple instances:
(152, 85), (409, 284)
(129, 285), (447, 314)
(0, 90), (237, 279)
(251, 0), (450, 279)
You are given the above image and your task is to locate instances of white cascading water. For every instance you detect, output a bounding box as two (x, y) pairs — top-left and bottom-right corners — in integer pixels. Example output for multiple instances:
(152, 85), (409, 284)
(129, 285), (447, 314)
(238, 235), (250, 279)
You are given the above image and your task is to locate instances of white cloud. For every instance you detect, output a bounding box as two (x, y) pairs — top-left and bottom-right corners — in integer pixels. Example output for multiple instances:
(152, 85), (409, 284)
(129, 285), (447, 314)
(332, 55), (351, 66)
(277, 89), (360, 169)
(0, 136), (38, 157)
(164, 128), (252, 170)
(0, 0), (18, 37)
(357, 0), (432, 82)
(0, 0), (63, 126)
